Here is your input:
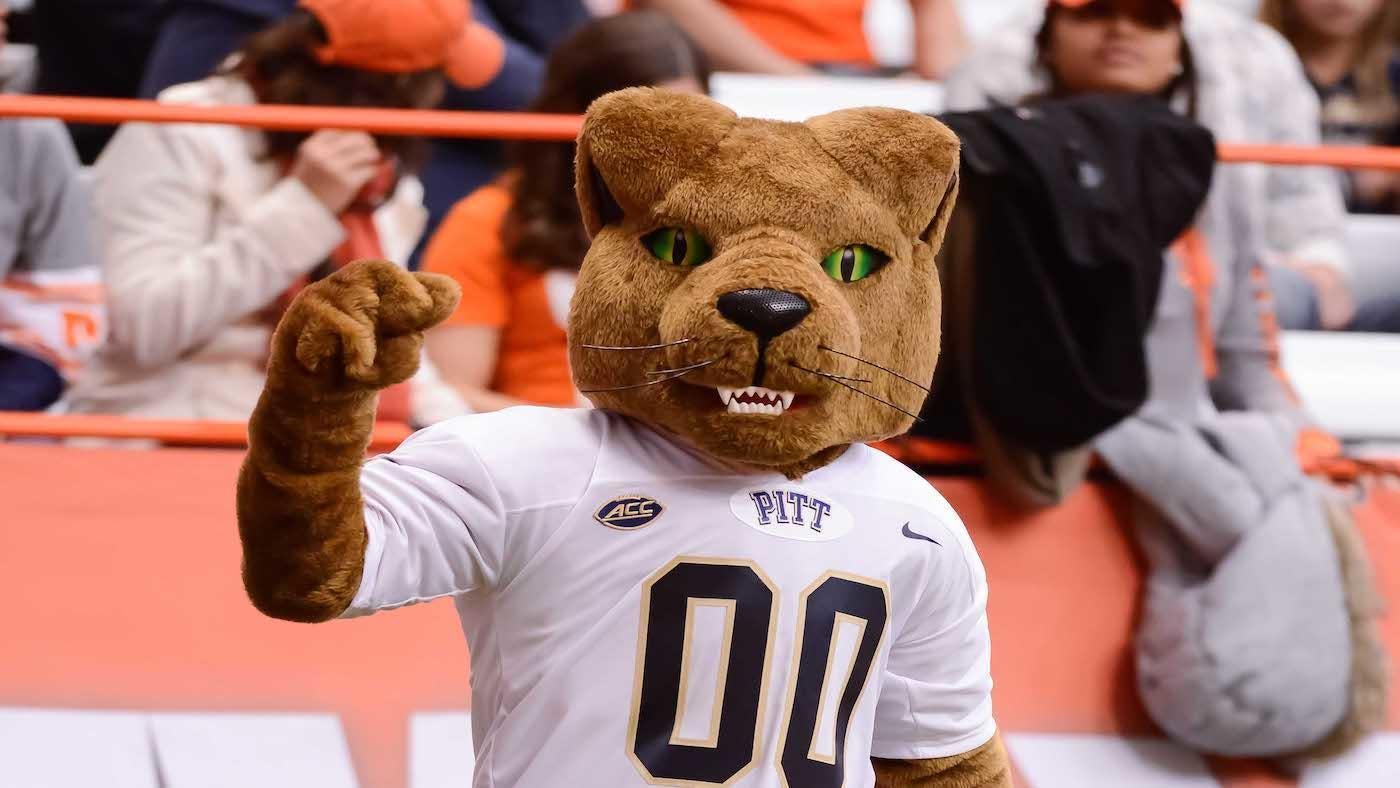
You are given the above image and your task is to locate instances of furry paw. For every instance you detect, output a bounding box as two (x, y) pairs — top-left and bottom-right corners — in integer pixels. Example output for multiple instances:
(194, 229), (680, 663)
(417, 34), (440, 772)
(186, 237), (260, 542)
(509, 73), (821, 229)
(273, 259), (460, 391)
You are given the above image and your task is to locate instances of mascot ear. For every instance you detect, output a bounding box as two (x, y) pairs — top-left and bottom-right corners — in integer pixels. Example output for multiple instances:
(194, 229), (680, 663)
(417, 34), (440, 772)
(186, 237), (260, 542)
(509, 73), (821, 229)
(805, 107), (961, 248)
(575, 87), (738, 237)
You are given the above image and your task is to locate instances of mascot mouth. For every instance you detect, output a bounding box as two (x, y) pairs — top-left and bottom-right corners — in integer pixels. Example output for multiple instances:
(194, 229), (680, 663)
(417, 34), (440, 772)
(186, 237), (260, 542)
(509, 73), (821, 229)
(716, 386), (797, 415)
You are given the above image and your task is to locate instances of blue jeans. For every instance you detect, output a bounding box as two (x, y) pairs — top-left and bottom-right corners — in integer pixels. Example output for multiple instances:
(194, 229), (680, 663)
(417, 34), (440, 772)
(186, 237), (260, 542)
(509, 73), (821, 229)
(0, 346), (64, 411)
(1267, 265), (1400, 333)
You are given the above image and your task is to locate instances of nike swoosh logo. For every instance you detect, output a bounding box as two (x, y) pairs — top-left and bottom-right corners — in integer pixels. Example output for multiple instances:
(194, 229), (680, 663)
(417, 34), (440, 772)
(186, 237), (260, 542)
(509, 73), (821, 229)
(901, 522), (940, 546)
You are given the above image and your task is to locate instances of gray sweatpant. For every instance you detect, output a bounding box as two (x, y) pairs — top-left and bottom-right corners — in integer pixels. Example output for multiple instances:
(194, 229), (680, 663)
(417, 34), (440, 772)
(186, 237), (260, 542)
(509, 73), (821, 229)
(1096, 410), (1351, 756)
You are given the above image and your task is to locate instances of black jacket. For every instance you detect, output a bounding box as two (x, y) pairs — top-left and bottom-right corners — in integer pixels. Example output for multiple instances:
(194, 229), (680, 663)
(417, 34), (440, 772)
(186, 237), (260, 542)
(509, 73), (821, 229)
(918, 94), (1217, 452)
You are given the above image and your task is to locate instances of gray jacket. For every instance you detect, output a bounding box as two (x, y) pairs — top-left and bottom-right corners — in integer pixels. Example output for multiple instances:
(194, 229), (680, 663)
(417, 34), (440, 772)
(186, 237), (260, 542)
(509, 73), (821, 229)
(0, 116), (104, 379)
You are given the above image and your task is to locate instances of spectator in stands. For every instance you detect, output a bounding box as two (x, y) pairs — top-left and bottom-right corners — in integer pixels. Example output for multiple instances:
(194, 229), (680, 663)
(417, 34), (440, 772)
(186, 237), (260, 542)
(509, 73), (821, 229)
(138, 0), (590, 268)
(0, 0), (104, 411)
(1012, 0), (1312, 423)
(423, 11), (709, 411)
(981, 1), (1384, 758)
(638, 0), (967, 79)
(1262, 0), (1400, 214)
(62, 0), (484, 422)
(946, 0), (1400, 333)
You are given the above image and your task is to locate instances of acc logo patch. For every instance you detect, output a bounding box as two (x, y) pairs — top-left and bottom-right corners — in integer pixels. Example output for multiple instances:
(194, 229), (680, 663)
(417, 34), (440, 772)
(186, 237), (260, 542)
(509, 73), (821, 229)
(594, 495), (665, 530)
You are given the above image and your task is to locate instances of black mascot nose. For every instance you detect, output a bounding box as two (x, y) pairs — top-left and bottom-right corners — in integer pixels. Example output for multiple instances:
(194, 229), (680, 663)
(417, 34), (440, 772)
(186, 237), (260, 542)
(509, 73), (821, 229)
(717, 288), (811, 341)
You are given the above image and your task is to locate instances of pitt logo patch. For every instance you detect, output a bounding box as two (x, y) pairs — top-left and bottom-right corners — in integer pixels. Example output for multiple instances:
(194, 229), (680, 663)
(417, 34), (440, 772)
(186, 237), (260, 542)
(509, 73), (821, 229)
(595, 495), (664, 530)
(729, 484), (854, 542)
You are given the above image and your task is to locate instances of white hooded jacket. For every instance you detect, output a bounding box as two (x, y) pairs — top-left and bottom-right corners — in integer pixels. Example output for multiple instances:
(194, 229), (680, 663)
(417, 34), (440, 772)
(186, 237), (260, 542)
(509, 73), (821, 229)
(65, 75), (463, 422)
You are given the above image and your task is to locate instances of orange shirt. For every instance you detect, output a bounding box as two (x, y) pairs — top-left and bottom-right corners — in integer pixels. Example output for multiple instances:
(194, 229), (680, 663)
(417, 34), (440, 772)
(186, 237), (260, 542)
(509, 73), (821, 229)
(723, 0), (873, 66)
(423, 184), (577, 406)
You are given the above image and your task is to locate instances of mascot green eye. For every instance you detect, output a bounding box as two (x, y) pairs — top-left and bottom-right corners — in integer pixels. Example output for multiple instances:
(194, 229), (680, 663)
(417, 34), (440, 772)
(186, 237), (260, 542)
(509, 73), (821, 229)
(821, 244), (888, 283)
(643, 227), (712, 267)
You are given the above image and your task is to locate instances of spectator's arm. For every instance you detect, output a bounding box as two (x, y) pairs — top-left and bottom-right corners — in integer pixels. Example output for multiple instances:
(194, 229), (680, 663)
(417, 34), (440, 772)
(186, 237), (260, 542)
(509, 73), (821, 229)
(425, 325), (526, 412)
(1210, 228), (1305, 422)
(1246, 24), (1352, 278)
(93, 121), (344, 368)
(16, 120), (101, 288)
(910, 0), (968, 81)
(636, 0), (815, 76)
(419, 190), (527, 412)
(139, 2), (289, 98)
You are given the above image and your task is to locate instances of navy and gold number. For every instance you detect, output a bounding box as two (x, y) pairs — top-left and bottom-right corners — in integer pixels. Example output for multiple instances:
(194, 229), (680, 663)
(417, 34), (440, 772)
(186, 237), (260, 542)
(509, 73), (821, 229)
(778, 575), (889, 786)
(629, 559), (775, 784)
(629, 559), (889, 786)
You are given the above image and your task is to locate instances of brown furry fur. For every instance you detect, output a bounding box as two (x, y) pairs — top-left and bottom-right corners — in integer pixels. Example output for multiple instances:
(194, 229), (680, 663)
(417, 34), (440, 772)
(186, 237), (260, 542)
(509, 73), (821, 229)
(569, 88), (959, 478)
(238, 89), (1006, 782)
(1291, 499), (1389, 762)
(873, 735), (1013, 787)
(238, 260), (458, 621)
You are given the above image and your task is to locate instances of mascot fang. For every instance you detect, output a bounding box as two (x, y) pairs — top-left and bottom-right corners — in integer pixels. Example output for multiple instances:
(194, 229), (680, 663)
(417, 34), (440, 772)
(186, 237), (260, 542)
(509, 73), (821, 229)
(237, 88), (1010, 787)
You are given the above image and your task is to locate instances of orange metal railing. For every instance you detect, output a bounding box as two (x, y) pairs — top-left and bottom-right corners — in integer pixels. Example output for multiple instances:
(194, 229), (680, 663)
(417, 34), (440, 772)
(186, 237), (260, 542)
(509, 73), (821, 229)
(0, 95), (583, 141)
(2, 94), (1399, 452)
(0, 411), (413, 451)
(3, 94), (1400, 170)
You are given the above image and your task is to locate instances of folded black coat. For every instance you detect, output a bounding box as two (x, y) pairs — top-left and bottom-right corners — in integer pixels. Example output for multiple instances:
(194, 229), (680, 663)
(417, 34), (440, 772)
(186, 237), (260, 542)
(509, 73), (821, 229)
(918, 94), (1217, 452)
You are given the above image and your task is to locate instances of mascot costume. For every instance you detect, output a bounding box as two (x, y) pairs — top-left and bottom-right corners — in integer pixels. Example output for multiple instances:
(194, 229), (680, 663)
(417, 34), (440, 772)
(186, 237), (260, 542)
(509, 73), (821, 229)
(237, 88), (1011, 787)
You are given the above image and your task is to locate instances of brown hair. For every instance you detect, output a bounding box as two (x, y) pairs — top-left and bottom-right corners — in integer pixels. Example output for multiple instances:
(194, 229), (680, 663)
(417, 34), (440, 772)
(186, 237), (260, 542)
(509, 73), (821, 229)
(500, 11), (711, 272)
(1035, 3), (1199, 118)
(1260, 0), (1400, 124)
(224, 10), (443, 167)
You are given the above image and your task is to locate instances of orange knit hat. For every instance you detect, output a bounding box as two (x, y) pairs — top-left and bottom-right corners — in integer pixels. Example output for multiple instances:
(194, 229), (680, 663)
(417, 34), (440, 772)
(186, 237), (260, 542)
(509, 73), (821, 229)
(1050, 0), (1184, 7)
(298, 0), (505, 89)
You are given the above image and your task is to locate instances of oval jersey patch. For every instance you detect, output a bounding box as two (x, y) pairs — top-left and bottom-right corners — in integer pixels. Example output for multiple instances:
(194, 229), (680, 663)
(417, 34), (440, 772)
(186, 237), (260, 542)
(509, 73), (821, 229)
(595, 495), (664, 530)
(729, 484), (853, 542)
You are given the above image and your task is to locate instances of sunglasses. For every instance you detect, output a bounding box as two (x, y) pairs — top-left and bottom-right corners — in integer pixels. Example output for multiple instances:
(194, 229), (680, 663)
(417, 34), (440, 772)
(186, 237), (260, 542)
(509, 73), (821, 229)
(1063, 0), (1182, 30)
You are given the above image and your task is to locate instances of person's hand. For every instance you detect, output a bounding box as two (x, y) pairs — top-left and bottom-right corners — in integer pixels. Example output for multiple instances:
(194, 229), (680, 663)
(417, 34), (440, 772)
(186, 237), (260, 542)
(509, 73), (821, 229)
(1352, 169), (1400, 210)
(1289, 260), (1356, 330)
(289, 130), (381, 214)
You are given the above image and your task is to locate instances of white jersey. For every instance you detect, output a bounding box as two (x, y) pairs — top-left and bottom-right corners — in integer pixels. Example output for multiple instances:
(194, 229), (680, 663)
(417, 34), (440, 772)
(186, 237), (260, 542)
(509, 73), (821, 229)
(350, 408), (996, 788)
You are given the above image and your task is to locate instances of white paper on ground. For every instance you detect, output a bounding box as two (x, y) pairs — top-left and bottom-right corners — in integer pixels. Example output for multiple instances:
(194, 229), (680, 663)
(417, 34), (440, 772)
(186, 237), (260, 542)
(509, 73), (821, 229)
(0, 707), (158, 788)
(1281, 331), (1400, 440)
(410, 712), (475, 788)
(151, 712), (357, 788)
(1300, 732), (1400, 787)
(1006, 733), (1220, 788)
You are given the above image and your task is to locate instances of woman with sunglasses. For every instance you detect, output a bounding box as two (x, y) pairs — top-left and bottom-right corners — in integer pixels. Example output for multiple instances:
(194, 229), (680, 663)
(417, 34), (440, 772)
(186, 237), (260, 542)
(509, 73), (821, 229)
(947, 0), (1393, 333)
(947, 0), (1387, 762)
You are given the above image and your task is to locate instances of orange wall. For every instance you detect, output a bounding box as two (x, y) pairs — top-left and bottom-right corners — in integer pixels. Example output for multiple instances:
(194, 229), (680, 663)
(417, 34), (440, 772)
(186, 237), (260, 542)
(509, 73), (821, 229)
(2, 443), (1396, 787)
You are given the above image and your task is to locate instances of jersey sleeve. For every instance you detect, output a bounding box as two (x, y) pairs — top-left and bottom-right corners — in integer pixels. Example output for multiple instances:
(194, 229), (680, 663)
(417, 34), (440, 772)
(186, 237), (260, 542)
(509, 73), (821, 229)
(343, 408), (603, 616)
(870, 509), (996, 759)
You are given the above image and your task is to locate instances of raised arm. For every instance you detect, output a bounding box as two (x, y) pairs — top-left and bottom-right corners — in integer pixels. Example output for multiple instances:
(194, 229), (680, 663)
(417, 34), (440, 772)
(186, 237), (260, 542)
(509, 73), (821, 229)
(237, 260), (458, 622)
(636, 0), (815, 75)
(910, 0), (969, 81)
